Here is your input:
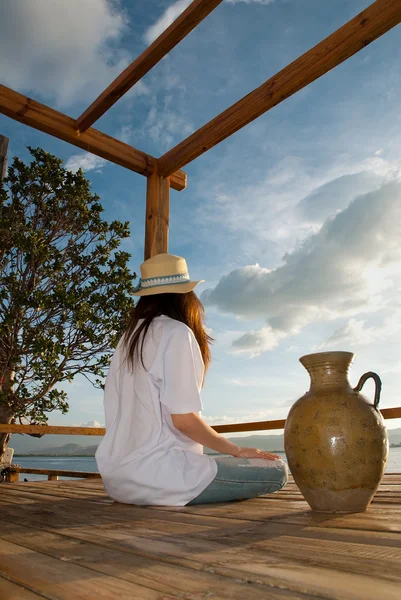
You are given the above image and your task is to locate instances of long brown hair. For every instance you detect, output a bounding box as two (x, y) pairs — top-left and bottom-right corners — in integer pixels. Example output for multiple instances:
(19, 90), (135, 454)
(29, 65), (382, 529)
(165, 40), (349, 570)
(123, 292), (213, 374)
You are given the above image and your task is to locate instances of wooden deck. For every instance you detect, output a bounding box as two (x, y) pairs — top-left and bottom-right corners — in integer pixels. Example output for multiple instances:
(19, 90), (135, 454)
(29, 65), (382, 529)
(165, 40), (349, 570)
(0, 475), (400, 600)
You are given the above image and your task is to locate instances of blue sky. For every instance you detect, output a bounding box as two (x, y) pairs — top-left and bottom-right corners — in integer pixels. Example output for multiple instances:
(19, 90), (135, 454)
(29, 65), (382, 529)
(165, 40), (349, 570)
(1, 0), (400, 431)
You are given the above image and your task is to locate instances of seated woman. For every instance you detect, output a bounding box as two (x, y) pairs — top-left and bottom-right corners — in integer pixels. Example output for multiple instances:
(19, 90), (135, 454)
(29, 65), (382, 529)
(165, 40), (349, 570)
(96, 253), (288, 506)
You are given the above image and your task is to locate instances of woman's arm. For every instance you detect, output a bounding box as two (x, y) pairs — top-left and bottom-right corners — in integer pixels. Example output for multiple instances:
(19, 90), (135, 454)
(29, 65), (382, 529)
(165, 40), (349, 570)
(171, 412), (280, 460)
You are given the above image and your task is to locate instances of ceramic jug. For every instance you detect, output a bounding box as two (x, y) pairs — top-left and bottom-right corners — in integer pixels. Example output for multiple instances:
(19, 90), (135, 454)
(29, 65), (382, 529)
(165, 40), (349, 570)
(284, 351), (388, 513)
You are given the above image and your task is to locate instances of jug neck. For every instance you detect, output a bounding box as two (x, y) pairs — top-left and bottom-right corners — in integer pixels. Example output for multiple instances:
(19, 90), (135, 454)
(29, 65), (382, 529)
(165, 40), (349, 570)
(300, 352), (354, 390)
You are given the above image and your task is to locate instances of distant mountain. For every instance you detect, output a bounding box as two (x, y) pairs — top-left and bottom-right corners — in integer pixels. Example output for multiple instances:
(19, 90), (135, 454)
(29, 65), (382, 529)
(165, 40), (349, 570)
(389, 429), (401, 446)
(23, 443), (99, 456)
(12, 428), (401, 456)
(10, 434), (102, 454)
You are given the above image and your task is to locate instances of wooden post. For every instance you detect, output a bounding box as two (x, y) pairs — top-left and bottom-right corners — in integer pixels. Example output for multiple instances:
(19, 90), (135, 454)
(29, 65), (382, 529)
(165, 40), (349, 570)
(0, 134), (9, 182)
(7, 471), (20, 483)
(144, 172), (170, 260)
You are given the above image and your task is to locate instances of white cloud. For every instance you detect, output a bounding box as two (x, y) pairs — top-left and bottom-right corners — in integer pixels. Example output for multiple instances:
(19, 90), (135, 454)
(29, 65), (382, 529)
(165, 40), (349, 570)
(0, 0), (129, 107)
(227, 374), (299, 387)
(204, 410), (276, 426)
(203, 180), (401, 355)
(143, 104), (193, 148)
(382, 363), (401, 375)
(119, 104), (193, 149)
(197, 154), (394, 272)
(143, 0), (276, 47)
(65, 153), (107, 173)
(144, 0), (193, 45)
(232, 326), (286, 357)
(297, 172), (380, 225)
(79, 420), (104, 428)
(319, 311), (401, 350)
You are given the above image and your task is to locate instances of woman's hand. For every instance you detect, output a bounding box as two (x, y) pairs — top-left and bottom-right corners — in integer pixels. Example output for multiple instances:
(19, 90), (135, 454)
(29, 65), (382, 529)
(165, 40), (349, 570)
(234, 447), (281, 460)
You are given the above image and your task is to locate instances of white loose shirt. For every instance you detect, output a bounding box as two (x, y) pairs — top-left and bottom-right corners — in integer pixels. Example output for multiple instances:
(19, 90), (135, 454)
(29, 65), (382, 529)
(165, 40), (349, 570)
(96, 315), (217, 506)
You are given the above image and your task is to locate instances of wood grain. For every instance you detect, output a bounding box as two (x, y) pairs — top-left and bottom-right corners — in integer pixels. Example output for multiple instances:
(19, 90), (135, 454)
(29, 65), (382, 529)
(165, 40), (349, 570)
(11, 467), (101, 479)
(0, 576), (45, 599)
(158, 0), (401, 176)
(144, 172), (170, 260)
(76, 0), (223, 132)
(0, 522), (305, 600)
(1, 476), (401, 600)
(0, 538), (177, 600)
(0, 85), (186, 191)
(0, 424), (105, 435)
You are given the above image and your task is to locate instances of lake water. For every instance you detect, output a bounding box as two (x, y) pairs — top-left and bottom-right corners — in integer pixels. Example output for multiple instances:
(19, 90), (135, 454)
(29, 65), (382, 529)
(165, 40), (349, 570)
(12, 447), (401, 481)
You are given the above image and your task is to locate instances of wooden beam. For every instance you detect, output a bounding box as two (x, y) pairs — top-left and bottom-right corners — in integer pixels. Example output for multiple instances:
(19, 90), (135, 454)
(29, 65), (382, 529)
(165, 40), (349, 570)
(144, 172), (170, 260)
(0, 85), (186, 191)
(158, 0), (401, 176)
(213, 419), (287, 435)
(1, 425), (105, 436)
(12, 467), (101, 479)
(75, 0), (223, 133)
(0, 134), (9, 180)
(1, 406), (400, 437)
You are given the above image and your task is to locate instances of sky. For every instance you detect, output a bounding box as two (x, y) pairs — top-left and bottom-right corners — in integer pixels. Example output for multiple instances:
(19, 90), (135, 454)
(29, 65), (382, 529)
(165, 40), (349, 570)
(1, 0), (400, 432)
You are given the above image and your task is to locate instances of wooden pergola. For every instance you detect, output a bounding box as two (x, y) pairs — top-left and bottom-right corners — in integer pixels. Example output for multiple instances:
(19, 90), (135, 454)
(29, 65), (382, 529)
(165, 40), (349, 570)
(1, 0), (401, 261)
(0, 0), (401, 455)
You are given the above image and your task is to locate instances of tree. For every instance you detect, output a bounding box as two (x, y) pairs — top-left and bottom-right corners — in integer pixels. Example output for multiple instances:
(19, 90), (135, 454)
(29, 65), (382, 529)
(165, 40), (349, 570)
(0, 147), (136, 460)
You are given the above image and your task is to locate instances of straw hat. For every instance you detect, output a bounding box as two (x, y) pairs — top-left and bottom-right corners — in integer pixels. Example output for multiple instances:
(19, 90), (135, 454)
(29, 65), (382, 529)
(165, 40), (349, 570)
(133, 253), (203, 296)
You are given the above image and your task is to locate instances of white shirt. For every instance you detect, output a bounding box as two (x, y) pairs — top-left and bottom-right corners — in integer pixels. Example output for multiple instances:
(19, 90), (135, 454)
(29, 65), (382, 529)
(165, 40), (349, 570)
(96, 315), (217, 506)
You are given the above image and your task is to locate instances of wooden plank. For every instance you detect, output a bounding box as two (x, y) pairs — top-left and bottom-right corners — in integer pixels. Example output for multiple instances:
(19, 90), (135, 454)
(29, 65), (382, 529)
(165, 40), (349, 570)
(2, 480), (401, 545)
(0, 576), (45, 599)
(144, 172), (170, 259)
(214, 418), (286, 433)
(0, 486), (111, 506)
(157, 0), (401, 176)
(75, 520), (401, 599)
(0, 490), (252, 531)
(0, 538), (178, 600)
(151, 492), (401, 533)
(3, 424), (105, 435)
(0, 522), (310, 600)
(75, 0), (224, 133)
(0, 134), (9, 181)
(2, 484), (401, 600)
(0, 85), (186, 191)
(0, 488), (109, 507)
(25, 517), (401, 600)
(0, 514), (332, 599)
(251, 535), (401, 581)
(12, 467), (101, 479)
(381, 406), (401, 420)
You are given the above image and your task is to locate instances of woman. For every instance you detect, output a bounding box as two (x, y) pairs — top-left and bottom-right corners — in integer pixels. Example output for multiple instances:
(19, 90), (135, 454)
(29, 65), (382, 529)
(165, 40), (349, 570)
(96, 253), (287, 506)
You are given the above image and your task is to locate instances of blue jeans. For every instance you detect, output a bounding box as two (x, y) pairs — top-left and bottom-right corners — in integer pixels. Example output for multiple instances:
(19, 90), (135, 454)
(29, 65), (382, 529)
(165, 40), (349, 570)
(188, 456), (288, 505)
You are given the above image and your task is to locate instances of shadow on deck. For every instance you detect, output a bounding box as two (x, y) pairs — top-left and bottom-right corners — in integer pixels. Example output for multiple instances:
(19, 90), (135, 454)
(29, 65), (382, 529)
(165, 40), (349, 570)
(0, 475), (400, 599)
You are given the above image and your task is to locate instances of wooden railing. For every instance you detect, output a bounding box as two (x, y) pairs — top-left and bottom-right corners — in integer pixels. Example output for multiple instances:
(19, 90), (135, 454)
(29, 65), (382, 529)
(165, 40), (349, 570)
(1, 406), (401, 437)
(1, 406), (400, 482)
(1, 467), (101, 483)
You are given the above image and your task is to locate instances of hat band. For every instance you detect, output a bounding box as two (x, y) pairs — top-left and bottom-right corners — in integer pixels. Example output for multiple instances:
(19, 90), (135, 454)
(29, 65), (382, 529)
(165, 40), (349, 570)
(134, 272), (190, 292)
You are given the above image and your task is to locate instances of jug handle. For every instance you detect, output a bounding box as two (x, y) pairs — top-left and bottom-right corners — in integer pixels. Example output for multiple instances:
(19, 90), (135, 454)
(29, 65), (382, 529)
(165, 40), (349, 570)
(353, 371), (382, 409)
